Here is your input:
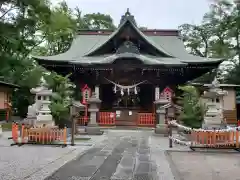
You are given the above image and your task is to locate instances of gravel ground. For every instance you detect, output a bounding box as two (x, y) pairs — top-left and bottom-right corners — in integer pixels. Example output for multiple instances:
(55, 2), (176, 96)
(0, 146), (75, 180)
(0, 131), (108, 180)
(167, 151), (240, 180)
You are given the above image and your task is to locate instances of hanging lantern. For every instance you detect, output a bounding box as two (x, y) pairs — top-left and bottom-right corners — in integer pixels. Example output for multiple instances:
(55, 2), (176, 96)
(81, 84), (91, 105)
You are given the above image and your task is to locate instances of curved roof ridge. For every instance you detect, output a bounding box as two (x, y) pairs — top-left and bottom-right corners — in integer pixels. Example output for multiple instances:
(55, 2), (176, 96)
(84, 19), (174, 57)
(70, 53), (187, 66)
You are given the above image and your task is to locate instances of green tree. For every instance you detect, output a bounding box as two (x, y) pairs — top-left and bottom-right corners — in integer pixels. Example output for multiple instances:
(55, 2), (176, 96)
(223, 1), (240, 84)
(178, 86), (205, 128)
(44, 72), (74, 127)
(83, 13), (116, 30)
(0, 0), (115, 119)
(0, 0), (51, 117)
(179, 0), (238, 83)
(37, 1), (77, 55)
(33, 1), (116, 56)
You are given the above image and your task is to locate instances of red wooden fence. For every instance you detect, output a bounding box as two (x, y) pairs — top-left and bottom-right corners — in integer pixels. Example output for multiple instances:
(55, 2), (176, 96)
(137, 113), (155, 127)
(98, 112), (116, 126)
(77, 112), (156, 127)
(77, 117), (89, 126)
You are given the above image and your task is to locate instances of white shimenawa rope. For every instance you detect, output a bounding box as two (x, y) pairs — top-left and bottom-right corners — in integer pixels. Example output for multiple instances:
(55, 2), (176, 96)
(169, 136), (191, 146)
(169, 120), (239, 132)
(104, 78), (147, 91)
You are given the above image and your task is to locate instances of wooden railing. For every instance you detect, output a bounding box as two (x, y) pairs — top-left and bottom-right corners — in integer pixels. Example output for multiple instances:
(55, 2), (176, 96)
(77, 116), (89, 126)
(11, 123), (67, 147)
(190, 130), (239, 151)
(76, 112), (156, 127)
(169, 121), (240, 151)
(137, 113), (155, 127)
(98, 112), (116, 126)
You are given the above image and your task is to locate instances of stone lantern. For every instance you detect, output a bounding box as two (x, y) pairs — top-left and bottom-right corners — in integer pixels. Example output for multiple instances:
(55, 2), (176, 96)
(202, 79), (228, 129)
(34, 87), (54, 127)
(25, 85), (54, 127)
(85, 92), (103, 135)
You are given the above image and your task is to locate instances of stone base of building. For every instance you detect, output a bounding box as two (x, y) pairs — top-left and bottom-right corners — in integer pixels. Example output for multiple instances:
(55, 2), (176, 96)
(85, 124), (104, 135)
(154, 124), (168, 137)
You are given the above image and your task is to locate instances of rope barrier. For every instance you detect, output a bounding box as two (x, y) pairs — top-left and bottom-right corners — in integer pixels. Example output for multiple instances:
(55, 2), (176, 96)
(168, 120), (240, 151)
(169, 120), (239, 132)
(169, 136), (191, 146)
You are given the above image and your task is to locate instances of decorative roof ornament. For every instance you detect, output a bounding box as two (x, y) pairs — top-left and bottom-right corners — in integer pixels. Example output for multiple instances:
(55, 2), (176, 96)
(203, 78), (228, 97)
(118, 8), (137, 27)
(125, 8), (130, 16)
(116, 40), (140, 54)
(211, 78), (220, 88)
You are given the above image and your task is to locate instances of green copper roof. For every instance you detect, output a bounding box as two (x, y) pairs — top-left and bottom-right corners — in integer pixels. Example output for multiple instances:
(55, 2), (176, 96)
(33, 34), (223, 65)
(68, 53), (187, 66)
(32, 12), (224, 66)
(84, 19), (173, 57)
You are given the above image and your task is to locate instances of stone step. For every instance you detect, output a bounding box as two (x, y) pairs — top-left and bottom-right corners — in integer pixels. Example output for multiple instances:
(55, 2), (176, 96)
(115, 120), (137, 126)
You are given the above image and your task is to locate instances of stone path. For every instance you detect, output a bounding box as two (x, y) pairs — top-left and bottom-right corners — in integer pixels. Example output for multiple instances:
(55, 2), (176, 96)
(45, 130), (176, 180)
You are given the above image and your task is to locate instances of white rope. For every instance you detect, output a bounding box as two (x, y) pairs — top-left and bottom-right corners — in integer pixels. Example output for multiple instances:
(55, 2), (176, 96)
(169, 120), (239, 132)
(104, 78), (147, 89)
(169, 136), (191, 146)
(169, 135), (236, 147)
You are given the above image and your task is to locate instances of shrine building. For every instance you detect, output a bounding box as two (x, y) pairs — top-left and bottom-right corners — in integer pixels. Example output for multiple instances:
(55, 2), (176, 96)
(33, 10), (224, 127)
(0, 81), (19, 121)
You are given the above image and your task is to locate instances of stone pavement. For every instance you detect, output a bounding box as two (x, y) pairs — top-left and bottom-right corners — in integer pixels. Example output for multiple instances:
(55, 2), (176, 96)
(45, 130), (179, 180)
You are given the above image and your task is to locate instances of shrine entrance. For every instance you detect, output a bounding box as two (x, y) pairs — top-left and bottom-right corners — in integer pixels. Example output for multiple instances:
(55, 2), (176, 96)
(99, 80), (155, 127)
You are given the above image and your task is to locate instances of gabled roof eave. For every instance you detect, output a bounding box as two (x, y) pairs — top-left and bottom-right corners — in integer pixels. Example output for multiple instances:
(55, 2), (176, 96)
(84, 18), (174, 57)
(181, 58), (225, 64)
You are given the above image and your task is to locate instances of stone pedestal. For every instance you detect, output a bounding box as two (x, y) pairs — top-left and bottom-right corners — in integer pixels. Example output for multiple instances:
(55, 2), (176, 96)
(155, 124), (169, 136)
(154, 100), (169, 136)
(85, 93), (103, 135)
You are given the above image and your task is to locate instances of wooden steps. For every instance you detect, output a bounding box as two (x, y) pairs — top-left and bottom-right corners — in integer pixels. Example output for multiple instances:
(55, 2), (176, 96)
(115, 120), (137, 126)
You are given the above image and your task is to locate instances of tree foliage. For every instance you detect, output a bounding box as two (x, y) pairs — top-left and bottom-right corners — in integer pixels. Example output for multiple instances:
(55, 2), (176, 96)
(0, 0), (115, 119)
(178, 86), (205, 128)
(180, 0), (240, 84)
(44, 73), (74, 126)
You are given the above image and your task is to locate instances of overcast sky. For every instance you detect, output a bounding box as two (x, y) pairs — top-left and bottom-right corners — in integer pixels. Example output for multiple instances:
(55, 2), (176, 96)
(53, 0), (213, 29)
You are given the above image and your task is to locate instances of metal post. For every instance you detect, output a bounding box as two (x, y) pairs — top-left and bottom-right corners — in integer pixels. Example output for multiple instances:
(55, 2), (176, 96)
(169, 122), (173, 148)
(71, 115), (75, 146)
